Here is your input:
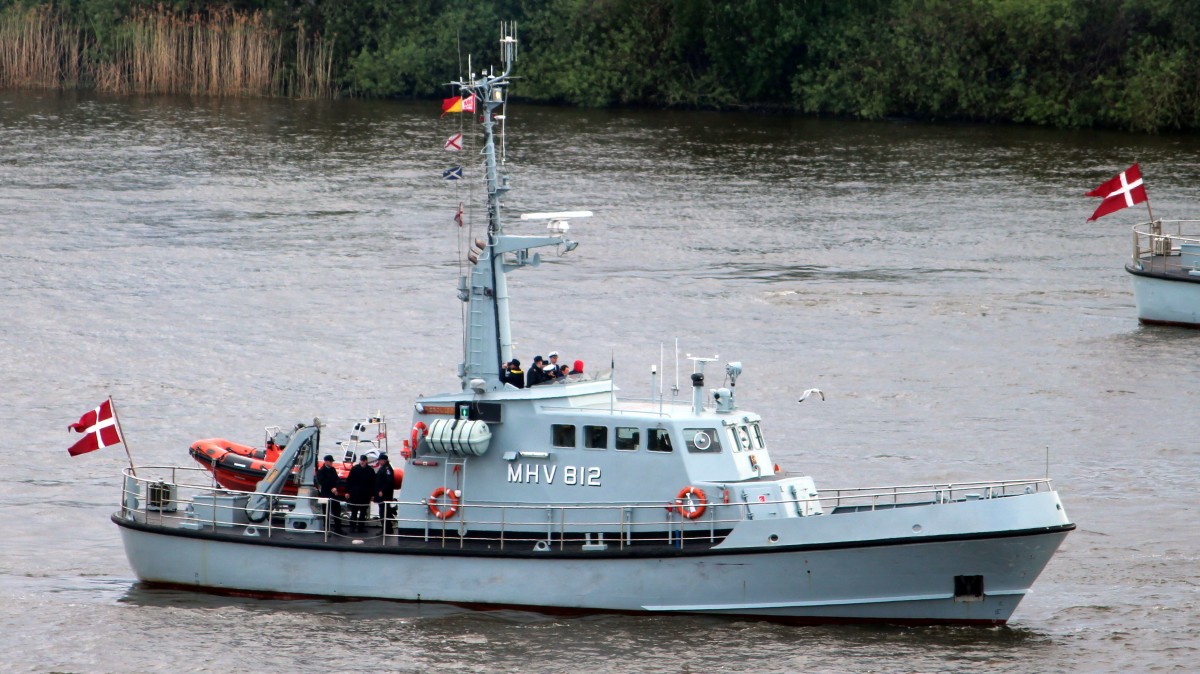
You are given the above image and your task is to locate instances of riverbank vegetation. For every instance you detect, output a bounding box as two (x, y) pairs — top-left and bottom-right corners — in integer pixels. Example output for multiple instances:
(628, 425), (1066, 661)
(1, 0), (1198, 131)
(0, 3), (334, 96)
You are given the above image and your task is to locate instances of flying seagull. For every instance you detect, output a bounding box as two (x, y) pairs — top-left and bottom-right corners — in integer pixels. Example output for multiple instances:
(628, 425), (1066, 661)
(798, 388), (825, 403)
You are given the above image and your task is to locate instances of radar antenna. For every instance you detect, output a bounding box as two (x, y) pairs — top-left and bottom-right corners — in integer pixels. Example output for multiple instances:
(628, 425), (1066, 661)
(500, 22), (518, 64)
(498, 23), (517, 163)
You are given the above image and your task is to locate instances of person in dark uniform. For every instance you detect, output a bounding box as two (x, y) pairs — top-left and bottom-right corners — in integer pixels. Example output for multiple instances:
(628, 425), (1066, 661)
(502, 359), (525, 388)
(526, 355), (546, 387)
(375, 453), (396, 535)
(315, 454), (344, 534)
(346, 454), (375, 532)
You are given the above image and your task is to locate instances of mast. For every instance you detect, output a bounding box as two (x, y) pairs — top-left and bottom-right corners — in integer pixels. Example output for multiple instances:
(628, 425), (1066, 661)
(453, 26), (580, 393)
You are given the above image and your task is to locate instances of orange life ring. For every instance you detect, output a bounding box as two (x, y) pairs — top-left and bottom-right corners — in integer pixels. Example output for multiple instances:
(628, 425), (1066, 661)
(428, 486), (460, 519)
(411, 422), (429, 453)
(674, 486), (707, 519)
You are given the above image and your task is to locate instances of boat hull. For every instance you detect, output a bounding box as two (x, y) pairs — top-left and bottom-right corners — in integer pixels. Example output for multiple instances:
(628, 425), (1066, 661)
(1127, 263), (1200, 327)
(114, 514), (1069, 625)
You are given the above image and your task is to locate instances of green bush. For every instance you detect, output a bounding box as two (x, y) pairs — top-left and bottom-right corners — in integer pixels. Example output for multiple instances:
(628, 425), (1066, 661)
(6, 0), (1200, 131)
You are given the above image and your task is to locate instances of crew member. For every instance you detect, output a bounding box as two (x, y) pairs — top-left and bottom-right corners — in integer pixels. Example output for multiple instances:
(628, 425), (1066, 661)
(375, 453), (396, 535)
(527, 355), (547, 387)
(346, 454), (375, 532)
(503, 358), (525, 388)
(316, 454), (344, 534)
(545, 351), (561, 377)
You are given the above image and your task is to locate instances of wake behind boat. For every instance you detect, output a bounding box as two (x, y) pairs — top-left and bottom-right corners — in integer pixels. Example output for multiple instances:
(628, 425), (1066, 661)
(111, 29), (1074, 625)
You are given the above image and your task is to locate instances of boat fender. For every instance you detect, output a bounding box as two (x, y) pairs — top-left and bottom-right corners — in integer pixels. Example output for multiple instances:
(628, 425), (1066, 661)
(428, 486), (460, 519)
(675, 486), (708, 520)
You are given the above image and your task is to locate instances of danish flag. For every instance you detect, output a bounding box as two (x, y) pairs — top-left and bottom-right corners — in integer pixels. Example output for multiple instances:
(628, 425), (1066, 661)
(1086, 164), (1149, 222)
(68, 399), (122, 456)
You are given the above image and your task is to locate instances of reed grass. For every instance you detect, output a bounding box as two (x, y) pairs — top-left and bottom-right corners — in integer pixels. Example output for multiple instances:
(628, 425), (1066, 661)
(0, 5), (337, 98)
(0, 6), (84, 89)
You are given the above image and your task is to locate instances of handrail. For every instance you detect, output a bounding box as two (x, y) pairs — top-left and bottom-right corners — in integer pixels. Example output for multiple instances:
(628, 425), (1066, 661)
(536, 402), (678, 418)
(819, 477), (1051, 494)
(818, 478), (1052, 509)
(1130, 220), (1200, 270)
(119, 467), (1054, 547)
(1132, 219), (1200, 233)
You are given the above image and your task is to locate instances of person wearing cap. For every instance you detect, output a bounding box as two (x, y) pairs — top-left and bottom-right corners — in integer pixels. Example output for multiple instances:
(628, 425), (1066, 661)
(502, 358), (525, 389)
(573, 359), (584, 376)
(315, 454), (344, 534)
(526, 355), (547, 387)
(346, 454), (375, 532)
(374, 453), (397, 535)
(545, 351), (561, 378)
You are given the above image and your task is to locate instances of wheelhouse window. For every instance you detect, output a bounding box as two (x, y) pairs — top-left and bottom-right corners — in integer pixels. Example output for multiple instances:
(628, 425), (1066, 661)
(732, 425), (752, 452)
(615, 426), (640, 451)
(584, 425), (607, 450)
(552, 424), (576, 448)
(648, 428), (673, 452)
(750, 422), (766, 449)
(685, 428), (722, 453)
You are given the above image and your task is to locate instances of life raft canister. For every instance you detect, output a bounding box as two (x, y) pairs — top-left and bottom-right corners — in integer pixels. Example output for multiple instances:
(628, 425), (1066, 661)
(428, 486), (460, 519)
(674, 486), (708, 519)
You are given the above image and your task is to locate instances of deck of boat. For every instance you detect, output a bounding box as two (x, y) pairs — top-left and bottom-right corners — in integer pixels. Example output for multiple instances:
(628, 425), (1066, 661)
(1129, 221), (1200, 282)
(1127, 254), (1200, 282)
(114, 506), (733, 558)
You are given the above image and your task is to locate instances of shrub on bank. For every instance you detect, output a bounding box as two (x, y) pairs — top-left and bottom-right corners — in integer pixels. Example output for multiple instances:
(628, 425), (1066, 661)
(1, 0), (1198, 132)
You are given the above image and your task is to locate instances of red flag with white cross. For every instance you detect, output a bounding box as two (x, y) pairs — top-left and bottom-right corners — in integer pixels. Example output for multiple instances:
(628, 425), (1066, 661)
(1087, 164), (1149, 222)
(68, 399), (122, 456)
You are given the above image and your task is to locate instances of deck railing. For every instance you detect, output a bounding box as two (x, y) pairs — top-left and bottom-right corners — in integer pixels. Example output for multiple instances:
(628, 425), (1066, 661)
(118, 467), (1055, 550)
(818, 478), (1052, 510)
(1131, 220), (1200, 274)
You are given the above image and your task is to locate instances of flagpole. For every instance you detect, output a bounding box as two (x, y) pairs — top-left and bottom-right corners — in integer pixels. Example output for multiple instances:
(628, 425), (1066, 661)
(109, 395), (137, 477)
(1135, 160), (1157, 232)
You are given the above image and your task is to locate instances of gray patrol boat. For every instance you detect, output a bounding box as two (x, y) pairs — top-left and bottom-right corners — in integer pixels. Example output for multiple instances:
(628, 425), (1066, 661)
(113, 31), (1075, 625)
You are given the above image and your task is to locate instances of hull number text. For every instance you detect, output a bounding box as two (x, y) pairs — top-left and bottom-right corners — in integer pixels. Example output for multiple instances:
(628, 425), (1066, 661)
(507, 463), (601, 487)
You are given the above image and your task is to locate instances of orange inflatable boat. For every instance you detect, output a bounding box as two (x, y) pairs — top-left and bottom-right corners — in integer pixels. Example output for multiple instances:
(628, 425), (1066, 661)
(189, 435), (402, 494)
